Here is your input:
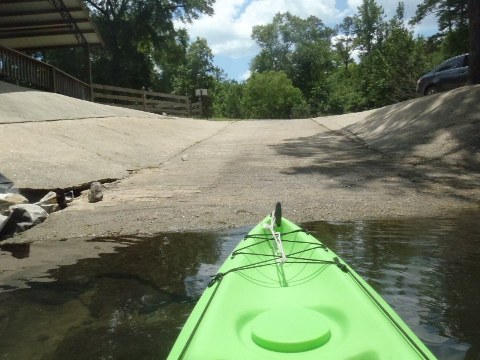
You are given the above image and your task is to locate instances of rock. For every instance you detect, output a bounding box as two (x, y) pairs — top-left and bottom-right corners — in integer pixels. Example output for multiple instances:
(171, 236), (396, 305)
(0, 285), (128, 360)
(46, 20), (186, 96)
(37, 191), (57, 205)
(0, 213), (10, 234)
(0, 193), (28, 214)
(88, 182), (103, 203)
(35, 191), (59, 213)
(9, 204), (48, 225)
(0, 173), (16, 194)
(37, 203), (59, 214)
(1, 204), (48, 236)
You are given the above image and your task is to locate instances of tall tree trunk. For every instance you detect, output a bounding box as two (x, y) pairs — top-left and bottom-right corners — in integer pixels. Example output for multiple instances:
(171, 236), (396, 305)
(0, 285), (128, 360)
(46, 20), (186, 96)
(468, 0), (480, 84)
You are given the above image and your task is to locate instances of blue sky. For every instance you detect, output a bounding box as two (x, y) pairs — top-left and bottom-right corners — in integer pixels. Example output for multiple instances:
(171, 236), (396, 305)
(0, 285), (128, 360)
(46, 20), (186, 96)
(175, 0), (437, 81)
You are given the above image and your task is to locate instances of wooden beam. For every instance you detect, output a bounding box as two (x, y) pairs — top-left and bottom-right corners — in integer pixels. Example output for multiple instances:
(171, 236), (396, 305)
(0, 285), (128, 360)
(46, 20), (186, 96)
(0, 29), (96, 39)
(0, 19), (89, 30)
(0, 0), (50, 3)
(0, 7), (83, 17)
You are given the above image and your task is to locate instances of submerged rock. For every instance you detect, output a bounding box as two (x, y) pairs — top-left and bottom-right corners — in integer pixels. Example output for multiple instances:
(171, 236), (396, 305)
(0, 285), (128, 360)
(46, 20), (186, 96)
(88, 182), (103, 203)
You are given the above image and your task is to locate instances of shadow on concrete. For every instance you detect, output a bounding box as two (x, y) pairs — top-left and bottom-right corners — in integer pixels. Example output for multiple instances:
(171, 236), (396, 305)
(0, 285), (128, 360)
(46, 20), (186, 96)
(0, 80), (38, 94)
(271, 85), (480, 200)
(345, 85), (480, 171)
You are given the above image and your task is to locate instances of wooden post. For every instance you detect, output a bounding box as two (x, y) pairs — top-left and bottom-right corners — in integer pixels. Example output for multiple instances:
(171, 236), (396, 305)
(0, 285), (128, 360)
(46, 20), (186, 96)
(142, 88), (147, 111)
(50, 67), (57, 93)
(85, 44), (93, 101)
(186, 97), (191, 117)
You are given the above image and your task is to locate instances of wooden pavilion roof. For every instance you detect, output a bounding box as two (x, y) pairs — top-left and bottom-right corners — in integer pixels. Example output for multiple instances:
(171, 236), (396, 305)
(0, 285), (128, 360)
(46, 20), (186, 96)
(0, 0), (103, 51)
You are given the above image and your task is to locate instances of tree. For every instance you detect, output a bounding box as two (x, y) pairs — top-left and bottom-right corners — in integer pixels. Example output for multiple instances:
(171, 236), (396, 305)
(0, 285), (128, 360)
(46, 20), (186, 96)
(173, 37), (217, 97)
(353, 0), (386, 55)
(334, 16), (356, 69)
(411, 0), (480, 83)
(410, 0), (468, 57)
(250, 12), (334, 101)
(211, 80), (245, 118)
(468, 0), (480, 84)
(83, 0), (214, 89)
(242, 71), (305, 119)
(367, 3), (428, 105)
(172, 37), (220, 117)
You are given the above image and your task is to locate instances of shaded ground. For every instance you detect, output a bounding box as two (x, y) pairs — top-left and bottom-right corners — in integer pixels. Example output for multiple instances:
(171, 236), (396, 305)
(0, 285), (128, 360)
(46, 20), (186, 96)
(1, 82), (479, 288)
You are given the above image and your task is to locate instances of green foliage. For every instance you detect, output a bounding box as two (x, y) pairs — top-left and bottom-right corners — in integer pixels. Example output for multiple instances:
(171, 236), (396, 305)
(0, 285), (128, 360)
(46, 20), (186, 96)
(85, 0), (213, 90)
(323, 65), (366, 114)
(242, 71), (305, 119)
(211, 80), (245, 119)
(353, 0), (386, 55)
(355, 9), (429, 108)
(172, 37), (217, 97)
(171, 37), (221, 117)
(410, 0), (469, 58)
(411, 0), (468, 31)
(250, 12), (334, 100)
(41, 48), (88, 83)
(38, 0), (480, 118)
(335, 16), (355, 69)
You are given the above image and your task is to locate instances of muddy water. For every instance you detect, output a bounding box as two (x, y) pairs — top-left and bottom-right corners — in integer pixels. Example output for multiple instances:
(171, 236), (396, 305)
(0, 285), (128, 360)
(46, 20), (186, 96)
(0, 211), (479, 360)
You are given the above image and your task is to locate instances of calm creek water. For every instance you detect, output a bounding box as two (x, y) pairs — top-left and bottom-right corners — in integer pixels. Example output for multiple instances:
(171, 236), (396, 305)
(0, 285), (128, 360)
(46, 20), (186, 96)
(0, 210), (479, 359)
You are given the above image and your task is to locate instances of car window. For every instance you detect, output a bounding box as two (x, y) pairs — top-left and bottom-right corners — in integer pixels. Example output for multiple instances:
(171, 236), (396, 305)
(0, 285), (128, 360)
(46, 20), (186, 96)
(435, 57), (463, 72)
(463, 54), (469, 67)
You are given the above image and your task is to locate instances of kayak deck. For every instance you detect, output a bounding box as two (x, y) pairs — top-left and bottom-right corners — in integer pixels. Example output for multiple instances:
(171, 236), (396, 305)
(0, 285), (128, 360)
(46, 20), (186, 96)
(167, 215), (436, 359)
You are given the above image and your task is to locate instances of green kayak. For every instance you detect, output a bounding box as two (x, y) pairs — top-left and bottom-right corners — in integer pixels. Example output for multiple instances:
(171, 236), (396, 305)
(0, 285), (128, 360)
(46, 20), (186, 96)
(168, 204), (437, 360)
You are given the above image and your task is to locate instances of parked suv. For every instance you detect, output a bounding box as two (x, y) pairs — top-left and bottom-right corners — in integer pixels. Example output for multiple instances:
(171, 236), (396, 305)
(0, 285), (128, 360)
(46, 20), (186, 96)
(416, 53), (469, 96)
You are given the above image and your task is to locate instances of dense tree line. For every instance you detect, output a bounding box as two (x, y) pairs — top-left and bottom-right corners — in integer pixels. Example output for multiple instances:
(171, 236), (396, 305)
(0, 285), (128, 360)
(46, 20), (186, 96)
(43, 0), (479, 119)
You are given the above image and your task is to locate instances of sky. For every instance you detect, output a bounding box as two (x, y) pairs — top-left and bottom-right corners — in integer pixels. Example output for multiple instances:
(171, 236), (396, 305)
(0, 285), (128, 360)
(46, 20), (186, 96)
(174, 0), (438, 81)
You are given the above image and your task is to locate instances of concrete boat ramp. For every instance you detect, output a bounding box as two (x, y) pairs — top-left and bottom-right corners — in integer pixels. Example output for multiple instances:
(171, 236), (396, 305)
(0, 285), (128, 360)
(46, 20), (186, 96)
(0, 80), (479, 242)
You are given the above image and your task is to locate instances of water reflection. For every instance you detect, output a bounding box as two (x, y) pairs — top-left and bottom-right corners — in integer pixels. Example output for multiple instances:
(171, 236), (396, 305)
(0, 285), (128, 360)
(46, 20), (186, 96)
(305, 210), (480, 360)
(0, 212), (479, 359)
(0, 228), (246, 360)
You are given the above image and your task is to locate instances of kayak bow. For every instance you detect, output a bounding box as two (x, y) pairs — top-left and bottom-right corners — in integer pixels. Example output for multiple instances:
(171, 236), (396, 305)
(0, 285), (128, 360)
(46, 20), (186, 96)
(168, 204), (437, 360)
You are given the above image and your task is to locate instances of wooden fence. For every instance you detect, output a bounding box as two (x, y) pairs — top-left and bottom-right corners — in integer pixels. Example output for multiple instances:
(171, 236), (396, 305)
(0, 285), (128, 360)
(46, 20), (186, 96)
(0, 45), (203, 117)
(92, 83), (200, 117)
(191, 101), (202, 117)
(0, 44), (89, 100)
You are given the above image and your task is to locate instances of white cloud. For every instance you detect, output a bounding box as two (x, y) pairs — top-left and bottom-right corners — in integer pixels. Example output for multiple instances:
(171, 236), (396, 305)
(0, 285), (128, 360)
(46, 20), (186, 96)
(176, 0), (345, 59)
(175, 0), (438, 80)
(240, 69), (251, 81)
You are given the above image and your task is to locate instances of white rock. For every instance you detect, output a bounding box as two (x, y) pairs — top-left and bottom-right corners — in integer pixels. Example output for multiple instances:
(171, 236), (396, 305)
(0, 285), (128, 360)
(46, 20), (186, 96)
(8, 204), (48, 232)
(35, 191), (60, 213)
(0, 193), (28, 213)
(36, 191), (57, 205)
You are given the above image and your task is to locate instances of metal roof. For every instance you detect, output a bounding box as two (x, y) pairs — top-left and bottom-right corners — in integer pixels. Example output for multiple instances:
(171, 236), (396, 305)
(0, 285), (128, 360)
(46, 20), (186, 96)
(0, 0), (103, 51)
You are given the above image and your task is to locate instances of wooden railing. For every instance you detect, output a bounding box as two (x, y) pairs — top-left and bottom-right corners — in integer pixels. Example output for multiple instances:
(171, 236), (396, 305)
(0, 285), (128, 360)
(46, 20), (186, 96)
(0, 44), (89, 100)
(91, 83), (193, 116)
(0, 45), (202, 117)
